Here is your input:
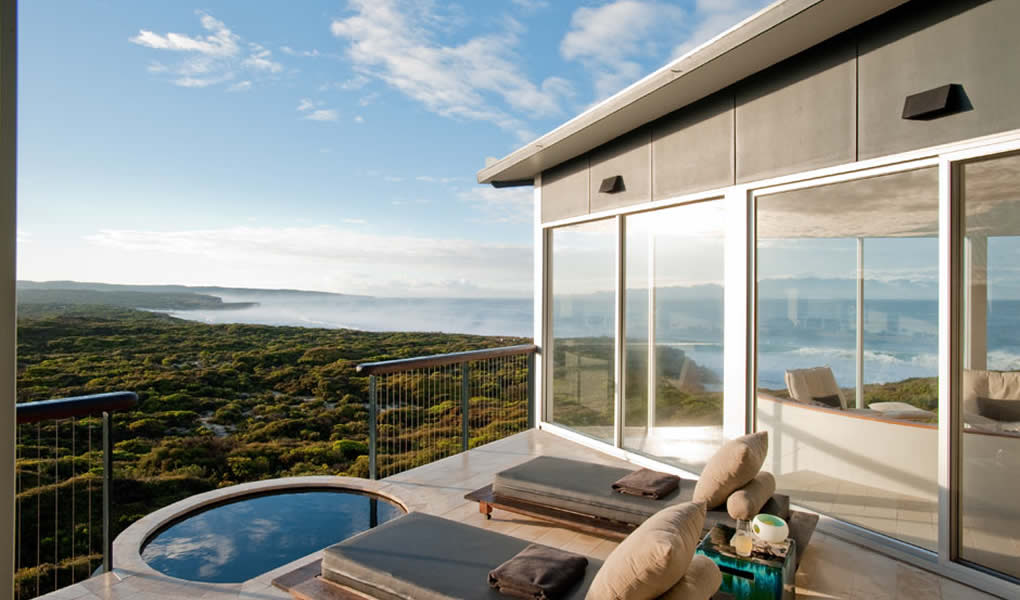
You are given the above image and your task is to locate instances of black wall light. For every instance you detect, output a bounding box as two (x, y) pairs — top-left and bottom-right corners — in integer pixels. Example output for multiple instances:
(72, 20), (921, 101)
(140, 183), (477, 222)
(599, 175), (624, 194)
(902, 84), (971, 120)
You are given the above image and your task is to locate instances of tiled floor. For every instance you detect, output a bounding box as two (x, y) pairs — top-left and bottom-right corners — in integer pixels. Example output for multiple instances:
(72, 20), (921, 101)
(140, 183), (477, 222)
(36, 429), (1001, 599)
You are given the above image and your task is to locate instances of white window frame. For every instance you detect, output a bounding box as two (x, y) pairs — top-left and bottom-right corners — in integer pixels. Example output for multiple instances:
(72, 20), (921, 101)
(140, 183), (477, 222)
(535, 128), (1020, 597)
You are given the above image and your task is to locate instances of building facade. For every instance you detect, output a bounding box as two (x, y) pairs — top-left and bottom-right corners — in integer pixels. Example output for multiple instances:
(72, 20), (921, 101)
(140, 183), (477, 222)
(479, 0), (1020, 596)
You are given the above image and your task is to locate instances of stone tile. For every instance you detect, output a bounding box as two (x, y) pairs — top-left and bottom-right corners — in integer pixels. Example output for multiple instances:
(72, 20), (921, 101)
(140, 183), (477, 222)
(70, 428), (1005, 600)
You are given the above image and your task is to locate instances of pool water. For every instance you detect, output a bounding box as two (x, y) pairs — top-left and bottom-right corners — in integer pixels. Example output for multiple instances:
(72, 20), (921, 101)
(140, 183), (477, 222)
(141, 488), (403, 583)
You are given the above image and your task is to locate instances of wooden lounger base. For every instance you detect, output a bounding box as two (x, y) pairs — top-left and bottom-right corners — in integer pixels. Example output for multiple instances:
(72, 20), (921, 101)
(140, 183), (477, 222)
(273, 559), (368, 600)
(274, 559), (735, 600)
(465, 483), (635, 540)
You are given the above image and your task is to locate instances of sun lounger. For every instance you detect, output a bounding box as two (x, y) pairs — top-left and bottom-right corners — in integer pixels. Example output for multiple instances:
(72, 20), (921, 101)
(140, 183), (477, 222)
(317, 512), (601, 600)
(466, 456), (817, 568)
(278, 511), (732, 600)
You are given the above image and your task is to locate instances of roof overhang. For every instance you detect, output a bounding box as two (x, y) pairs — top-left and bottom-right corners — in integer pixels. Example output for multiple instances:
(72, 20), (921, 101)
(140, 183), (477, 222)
(477, 0), (909, 186)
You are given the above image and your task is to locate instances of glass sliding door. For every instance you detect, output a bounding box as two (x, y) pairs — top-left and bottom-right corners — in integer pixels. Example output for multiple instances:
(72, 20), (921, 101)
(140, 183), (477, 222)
(548, 219), (617, 443)
(755, 167), (940, 550)
(958, 152), (1020, 579)
(623, 201), (725, 472)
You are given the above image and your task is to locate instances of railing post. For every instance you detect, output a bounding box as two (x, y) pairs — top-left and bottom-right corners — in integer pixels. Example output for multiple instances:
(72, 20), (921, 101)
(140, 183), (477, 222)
(368, 375), (377, 480)
(527, 352), (536, 429)
(102, 411), (112, 573)
(461, 362), (470, 451)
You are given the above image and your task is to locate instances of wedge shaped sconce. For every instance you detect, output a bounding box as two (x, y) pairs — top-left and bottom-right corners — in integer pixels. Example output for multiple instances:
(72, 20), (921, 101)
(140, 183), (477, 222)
(599, 175), (624, 194)
(902, 84), (969, 120)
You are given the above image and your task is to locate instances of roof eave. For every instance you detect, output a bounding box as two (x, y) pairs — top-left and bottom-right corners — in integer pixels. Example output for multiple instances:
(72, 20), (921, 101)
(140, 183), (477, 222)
(477, 0), (908, 185)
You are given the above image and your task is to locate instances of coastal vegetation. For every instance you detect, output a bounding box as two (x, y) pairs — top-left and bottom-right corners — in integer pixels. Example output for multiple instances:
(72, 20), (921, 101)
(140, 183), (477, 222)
(14, 301), (526, 598)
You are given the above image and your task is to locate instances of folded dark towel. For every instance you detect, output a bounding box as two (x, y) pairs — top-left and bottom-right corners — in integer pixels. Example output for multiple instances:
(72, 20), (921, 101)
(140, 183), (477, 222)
(612, 467), (680, 499)
(488, 544), (588, 600)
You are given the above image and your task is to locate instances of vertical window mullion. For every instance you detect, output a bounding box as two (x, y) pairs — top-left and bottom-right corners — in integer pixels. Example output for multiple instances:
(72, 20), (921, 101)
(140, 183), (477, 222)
(614, 215), (626, 448)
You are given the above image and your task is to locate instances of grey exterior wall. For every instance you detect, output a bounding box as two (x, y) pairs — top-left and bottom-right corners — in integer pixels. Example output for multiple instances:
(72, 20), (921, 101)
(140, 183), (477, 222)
(541, 156), (589, 223)
(589, 128), (651, 212)
(653, 94), (734, 200)
(734, 35), (857, 184)
(858, 0), (1020, 160)
(540, 0), (1020, 223)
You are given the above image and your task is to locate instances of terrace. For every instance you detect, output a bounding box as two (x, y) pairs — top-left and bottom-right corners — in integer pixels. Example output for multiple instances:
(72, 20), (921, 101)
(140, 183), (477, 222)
(27, 430), (999, 600)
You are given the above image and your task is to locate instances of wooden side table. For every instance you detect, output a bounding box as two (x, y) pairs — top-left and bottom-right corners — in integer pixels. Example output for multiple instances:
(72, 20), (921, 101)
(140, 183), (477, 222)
(696, 524), (797, 600)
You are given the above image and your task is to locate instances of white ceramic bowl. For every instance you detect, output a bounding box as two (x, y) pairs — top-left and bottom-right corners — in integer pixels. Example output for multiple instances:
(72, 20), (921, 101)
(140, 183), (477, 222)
(752, 514), (789, 543)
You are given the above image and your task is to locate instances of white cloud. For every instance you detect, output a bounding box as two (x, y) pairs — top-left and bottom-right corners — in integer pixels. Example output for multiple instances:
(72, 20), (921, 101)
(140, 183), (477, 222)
(340, 75), (370, 90)
(330, 0), (570, 139)
(297, 99), (338, 122)
(304, 109), (339, 122)
(131, 12), (285, 89)
(561, 1), (686, 100)
(227, 80), (252, 92)
(131, 13), (239, 56)
(353, 115), (364, 123)
(242, 43), (283, 73)
(281, 46), (320, 57)
(83, 225), (531, 297)
(461, 186), (533, 224)
(342, 218), (367, 224)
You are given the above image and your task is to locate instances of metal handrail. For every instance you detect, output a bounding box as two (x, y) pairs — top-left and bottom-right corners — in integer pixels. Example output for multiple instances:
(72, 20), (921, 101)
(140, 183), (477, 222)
(16, 391), (138, 424)
(356, 344), (537, 375)
(15, 391), (137, 579)
(357, 345), (537, 479)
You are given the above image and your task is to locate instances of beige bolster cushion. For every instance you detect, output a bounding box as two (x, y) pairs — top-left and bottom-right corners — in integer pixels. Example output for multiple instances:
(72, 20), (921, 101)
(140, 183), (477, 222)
(726, 471), (777, 521)
(693, 431), (768, 509)
(586, 502), (705, 600)
(655, 555), (722, 600)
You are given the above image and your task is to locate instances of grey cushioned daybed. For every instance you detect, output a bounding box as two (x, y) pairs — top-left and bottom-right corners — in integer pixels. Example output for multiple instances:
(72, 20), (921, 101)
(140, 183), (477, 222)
(321, 512), (601, 600)
(471, 456), (817, 567)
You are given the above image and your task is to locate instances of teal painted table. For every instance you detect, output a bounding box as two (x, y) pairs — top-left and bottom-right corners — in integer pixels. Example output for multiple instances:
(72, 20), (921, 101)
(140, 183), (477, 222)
(696, 524), (796, 600)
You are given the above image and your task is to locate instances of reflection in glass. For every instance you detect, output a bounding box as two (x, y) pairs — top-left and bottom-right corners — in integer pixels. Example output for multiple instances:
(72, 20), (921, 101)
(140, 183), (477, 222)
(549, 219), (616, 443)
(624, 201), (725, 472)
(959, 152), (1020, 579)
(755, 167), (939, 551)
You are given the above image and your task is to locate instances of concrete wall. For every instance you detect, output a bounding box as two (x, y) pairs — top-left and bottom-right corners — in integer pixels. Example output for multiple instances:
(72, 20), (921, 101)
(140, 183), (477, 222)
(758, 396), (939, 500)
(1, 1), (15, 598)
(540, 0), (1020, 222)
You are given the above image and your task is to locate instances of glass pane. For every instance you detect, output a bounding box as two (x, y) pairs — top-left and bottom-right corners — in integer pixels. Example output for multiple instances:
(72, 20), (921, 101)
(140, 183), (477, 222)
(549, 219), (616, 443)
(756, 167), (939, 551)
(959, 152), (1020, 579)
(624, 201), (725, 472)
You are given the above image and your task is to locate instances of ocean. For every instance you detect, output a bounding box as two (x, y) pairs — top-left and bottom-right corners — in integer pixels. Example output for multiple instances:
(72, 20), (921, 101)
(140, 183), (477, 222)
(163, 291), (1020, 390)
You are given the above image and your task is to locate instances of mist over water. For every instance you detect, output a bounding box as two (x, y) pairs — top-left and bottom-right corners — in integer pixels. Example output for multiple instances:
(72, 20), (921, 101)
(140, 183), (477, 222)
(163, 292), (534, 337)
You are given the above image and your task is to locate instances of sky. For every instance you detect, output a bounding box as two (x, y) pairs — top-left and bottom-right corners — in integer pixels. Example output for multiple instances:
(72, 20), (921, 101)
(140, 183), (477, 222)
(17, 0), (771, 298)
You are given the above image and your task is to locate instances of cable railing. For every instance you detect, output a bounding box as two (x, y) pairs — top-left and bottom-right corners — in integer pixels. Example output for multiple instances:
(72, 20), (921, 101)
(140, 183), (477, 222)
(14, 391), (138, 600)
(357, 344), (537, 479)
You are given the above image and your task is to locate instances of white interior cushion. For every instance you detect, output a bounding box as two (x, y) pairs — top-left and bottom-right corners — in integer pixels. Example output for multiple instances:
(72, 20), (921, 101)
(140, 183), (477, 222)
(962, 369), (1020, 415)
(785, 367), (844, 408)
(867, 402), (934, 421)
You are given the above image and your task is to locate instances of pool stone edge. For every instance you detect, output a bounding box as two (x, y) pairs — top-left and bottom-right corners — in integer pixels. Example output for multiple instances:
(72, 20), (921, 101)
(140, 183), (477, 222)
(112, 475), (417, 591)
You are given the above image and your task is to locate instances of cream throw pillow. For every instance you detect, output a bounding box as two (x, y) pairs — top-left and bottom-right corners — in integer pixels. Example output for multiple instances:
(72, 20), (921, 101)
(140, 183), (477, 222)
(656, 555), (722, 600)
(726, 471), (776, 521)
(693, 431), (768, 509)
(585, 502), (706, 600)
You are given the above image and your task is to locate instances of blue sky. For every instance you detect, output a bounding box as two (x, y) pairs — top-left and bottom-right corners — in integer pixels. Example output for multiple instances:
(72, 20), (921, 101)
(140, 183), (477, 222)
(17, 0), (769, 297)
